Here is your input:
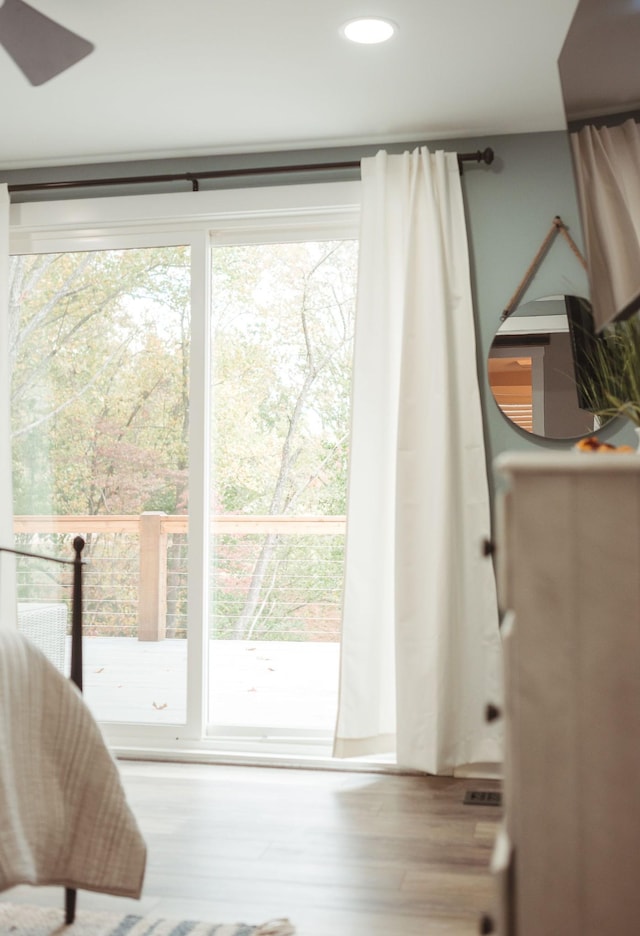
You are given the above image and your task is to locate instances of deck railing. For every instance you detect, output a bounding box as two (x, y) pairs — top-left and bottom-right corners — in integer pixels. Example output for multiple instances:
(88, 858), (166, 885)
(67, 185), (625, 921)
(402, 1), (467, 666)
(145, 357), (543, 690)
(14, 513), (346, 642)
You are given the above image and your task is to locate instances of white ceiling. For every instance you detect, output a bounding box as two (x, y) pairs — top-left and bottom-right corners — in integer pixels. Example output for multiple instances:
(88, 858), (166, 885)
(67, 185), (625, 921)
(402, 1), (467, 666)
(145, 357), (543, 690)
(0, 0), (580, 170)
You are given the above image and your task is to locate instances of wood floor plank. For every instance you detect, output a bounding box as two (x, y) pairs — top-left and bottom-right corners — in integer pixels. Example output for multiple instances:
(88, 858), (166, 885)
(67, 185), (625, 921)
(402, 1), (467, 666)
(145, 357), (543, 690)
(0, 760), (501, 935)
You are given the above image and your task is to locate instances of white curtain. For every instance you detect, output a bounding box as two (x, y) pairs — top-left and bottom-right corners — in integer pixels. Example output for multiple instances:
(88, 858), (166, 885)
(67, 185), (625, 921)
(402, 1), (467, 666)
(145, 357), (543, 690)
(334, 148), (502, 775)
(570, 119), (640, 331)
(0, 184), (16, 626)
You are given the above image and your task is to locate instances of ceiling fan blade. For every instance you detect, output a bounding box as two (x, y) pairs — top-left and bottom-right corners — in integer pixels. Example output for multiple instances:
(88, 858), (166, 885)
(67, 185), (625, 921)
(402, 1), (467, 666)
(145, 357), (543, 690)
(0, 0), (94, 86)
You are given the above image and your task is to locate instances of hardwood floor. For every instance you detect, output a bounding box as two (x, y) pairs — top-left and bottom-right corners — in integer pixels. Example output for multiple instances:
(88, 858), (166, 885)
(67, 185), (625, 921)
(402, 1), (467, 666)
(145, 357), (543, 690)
(3, 760), (501, 935)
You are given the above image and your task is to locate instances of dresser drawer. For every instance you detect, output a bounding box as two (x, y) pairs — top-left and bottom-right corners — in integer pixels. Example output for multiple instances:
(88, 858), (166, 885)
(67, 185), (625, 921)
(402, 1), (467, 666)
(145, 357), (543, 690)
(490, 823), (516, 936)
(495, 489), (512, 612)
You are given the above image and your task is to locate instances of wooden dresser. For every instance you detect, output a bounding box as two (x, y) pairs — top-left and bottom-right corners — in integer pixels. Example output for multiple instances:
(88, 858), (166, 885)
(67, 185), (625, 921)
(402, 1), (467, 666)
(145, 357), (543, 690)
(488, 453), (640, 936)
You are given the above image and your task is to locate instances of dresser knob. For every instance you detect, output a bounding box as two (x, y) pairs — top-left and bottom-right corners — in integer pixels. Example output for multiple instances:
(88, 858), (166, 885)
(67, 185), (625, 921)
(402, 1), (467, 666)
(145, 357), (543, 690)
(485, 703), (502, 723)
(479, 914), (495, 934)
(482, 538), (495, 557)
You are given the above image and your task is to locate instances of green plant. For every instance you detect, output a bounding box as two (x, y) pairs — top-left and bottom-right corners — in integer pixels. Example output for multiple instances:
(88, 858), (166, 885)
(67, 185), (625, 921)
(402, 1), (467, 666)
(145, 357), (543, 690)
(575, 315), (640, 427)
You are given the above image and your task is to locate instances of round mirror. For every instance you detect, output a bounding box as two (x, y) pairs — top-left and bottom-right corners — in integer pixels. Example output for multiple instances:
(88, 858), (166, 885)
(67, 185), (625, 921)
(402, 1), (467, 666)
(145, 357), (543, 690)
(488, 295), (606, 440)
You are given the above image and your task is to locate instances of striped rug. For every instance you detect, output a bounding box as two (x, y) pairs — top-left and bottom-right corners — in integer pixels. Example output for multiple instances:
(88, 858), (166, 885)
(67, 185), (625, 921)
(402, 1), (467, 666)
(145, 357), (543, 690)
(0, 903), (295, 935)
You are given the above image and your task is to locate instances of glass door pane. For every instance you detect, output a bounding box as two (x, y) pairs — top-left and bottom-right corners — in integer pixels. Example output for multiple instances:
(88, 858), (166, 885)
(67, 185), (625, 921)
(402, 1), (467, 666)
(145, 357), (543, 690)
(209, 239), (357, 741)
(10, 245), (191, 724)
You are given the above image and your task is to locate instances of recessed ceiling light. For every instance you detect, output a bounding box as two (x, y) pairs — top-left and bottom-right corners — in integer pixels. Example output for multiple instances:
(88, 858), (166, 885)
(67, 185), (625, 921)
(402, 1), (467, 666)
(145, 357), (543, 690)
(341, 17), (397, 44)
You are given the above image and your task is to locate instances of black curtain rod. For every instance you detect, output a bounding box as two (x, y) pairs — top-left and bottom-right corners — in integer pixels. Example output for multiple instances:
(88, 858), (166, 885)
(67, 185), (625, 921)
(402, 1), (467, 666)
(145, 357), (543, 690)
(7, 148), (495, 195)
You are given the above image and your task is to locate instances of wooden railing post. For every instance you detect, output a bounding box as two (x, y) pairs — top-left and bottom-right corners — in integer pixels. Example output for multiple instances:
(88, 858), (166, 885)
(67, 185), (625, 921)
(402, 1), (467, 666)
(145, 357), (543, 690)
(138, 512), (167, 641)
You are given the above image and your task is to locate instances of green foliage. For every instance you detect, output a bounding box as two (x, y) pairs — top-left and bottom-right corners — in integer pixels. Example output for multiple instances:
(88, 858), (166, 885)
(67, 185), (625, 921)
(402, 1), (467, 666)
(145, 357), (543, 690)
(575, 315), (640, 426)
(10, 238), (357, 641)
(211, 240), (357, 519)
(10, 246), (191, 516)
(210, 533), (344, 642)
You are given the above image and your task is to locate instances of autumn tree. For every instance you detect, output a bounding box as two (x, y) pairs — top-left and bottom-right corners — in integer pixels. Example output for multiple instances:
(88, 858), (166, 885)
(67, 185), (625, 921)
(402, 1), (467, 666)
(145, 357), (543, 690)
(210, 240), (356, 637)
(9, 238), (357, 640)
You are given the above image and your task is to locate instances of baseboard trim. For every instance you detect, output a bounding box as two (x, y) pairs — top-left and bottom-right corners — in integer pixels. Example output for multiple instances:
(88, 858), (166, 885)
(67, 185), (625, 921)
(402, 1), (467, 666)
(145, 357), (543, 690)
(454, 762), (504, 780)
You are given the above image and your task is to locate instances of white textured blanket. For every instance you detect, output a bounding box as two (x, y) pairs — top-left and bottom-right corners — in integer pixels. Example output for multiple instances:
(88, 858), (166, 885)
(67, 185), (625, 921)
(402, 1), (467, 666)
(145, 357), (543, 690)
(0, 628), (146, 897)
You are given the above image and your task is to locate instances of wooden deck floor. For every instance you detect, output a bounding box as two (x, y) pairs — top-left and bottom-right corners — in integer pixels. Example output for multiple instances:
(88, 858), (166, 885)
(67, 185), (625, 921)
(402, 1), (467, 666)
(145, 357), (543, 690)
(2, 760), (501, 935)
(72, 637), (340, 732)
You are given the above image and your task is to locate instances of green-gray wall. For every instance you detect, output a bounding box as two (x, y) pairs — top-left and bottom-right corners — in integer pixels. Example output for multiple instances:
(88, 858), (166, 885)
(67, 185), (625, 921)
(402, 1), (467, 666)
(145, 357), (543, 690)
(442, 130), (636, 483)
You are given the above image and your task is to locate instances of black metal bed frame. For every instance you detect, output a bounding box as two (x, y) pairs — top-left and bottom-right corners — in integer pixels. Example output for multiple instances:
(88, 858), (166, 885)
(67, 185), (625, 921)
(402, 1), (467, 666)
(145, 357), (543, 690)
(0, 536), (85, 925)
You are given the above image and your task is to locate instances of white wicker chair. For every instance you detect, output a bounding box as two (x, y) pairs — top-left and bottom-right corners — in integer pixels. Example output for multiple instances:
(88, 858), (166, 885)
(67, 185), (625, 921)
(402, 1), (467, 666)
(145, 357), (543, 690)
(17, 602), (68, 673)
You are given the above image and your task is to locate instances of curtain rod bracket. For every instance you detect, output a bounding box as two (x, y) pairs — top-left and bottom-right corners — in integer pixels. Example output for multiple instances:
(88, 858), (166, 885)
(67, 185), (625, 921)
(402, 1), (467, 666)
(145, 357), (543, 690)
(458, 148), (495, 175)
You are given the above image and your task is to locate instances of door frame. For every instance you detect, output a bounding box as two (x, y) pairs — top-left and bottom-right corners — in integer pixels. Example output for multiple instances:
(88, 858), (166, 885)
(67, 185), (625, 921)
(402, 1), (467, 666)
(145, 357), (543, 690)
(9, 182), (361, 759)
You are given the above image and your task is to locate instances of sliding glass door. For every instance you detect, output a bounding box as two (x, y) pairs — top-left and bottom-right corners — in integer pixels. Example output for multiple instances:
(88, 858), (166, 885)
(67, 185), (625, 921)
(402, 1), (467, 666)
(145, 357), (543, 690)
(10, 244), (191, 724)
(9, 183), (360, 757)
(208, 238), (357, 746)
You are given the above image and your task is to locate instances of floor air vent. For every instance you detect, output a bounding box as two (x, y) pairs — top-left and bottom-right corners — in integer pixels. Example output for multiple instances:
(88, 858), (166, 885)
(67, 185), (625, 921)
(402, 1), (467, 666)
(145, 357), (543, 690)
(463, 790), (502, 806)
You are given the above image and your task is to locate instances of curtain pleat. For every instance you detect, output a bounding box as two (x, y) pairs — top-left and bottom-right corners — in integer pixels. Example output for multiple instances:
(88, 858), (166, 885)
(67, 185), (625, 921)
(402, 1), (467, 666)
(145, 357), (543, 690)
(0, 185), (16, 626)
(570, 119), (640, 331)
(334, 148), (502, 774)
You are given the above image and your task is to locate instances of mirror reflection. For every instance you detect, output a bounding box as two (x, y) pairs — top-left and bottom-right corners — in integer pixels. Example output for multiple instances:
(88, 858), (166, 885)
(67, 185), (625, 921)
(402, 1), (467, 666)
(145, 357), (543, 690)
(488, 295), (604, 440)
